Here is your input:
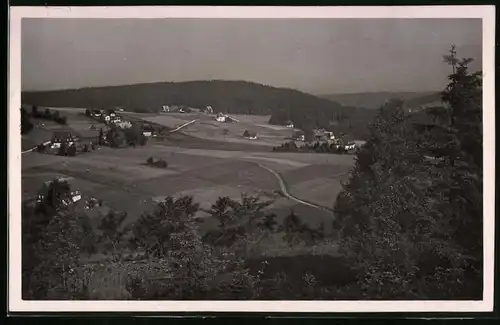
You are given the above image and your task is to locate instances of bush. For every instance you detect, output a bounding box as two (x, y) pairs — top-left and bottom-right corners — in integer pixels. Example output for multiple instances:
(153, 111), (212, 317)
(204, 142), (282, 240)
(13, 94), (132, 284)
(21, 107), (34, 134)
(55, 116), (67, 125)
(146, 157), (168, 168)
(36, 143), (46, 153)
(154, 159), (168, 168)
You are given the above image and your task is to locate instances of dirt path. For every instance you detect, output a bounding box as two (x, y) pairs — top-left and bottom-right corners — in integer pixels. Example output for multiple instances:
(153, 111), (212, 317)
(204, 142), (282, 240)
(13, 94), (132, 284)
(255, 163), (334, 213)
(169, 119), (198, 133)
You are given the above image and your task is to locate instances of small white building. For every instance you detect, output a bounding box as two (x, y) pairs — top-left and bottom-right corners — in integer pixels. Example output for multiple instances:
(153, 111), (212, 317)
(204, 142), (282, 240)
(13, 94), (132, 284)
(324, 131), (336, 140)
(215, 113), (227, 122)
(205, 106), (214, 114)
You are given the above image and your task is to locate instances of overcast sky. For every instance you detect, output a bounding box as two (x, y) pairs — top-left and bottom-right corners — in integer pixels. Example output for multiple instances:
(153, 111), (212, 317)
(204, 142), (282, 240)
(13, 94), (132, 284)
(21, 18), (482, 95)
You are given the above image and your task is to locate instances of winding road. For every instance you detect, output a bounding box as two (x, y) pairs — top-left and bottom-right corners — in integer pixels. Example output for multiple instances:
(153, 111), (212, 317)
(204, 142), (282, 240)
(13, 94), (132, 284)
(255, 163), (335, 213)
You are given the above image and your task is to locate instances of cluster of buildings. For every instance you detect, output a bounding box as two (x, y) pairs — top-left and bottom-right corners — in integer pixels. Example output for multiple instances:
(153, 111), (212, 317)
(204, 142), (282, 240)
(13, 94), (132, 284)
(215, 112), (239, 123)
(161, 105), (215, 114)
(36, 177), (82, 206)
(291, 129), (357, 151)
(88, 108), (131, 129)
(50, 130), (76, 149)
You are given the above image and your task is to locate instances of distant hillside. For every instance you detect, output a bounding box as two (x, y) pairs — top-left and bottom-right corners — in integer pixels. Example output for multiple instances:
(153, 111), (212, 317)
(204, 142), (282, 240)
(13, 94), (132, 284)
(23, 80), (344, 114)
(22, 80), (377, 140)
(321, 91), (441, 110)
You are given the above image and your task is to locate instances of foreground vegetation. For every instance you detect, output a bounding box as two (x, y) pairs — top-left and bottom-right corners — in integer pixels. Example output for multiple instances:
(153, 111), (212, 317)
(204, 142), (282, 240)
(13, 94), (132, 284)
(272, 141), (353, 155)
(22, 47), (482, 300)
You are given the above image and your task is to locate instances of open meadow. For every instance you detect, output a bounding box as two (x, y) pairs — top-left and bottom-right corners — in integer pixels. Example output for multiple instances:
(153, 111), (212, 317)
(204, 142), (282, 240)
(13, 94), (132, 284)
(22, 139), (354, 232)
(139, 112), (301, 147)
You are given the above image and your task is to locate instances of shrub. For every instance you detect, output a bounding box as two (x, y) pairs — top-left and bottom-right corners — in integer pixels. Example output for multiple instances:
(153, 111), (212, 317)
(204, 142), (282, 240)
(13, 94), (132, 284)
(154, 159), (168, 168)
(333, 48), (483, 299)
(55, 116), (67, 125)
(146, 157), (154, 165)
(67, 144), (77, 156)
(36, 143), (46, 153)
(21, 107), (33, 134)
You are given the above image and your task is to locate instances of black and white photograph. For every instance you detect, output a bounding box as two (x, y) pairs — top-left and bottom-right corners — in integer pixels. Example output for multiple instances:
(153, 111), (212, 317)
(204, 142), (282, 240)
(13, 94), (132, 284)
(9, 6), (495, 313)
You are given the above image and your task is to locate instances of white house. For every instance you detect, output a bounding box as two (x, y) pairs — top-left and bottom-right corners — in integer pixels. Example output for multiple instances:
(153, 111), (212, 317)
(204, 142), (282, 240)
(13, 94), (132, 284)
(324, 131), (336, 140)
(50, 131), (75, 149)
(215, 113), (227, 122)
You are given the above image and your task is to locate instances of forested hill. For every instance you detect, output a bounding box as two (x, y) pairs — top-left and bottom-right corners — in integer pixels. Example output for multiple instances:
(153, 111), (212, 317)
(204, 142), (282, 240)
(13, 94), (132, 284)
(22, 80), (377, 139)
(23, 80), (344, 115)
(320, 91), (441, 110)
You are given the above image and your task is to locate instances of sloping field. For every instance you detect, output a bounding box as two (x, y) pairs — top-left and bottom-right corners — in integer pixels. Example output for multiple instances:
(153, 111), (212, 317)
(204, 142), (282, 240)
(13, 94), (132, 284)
(289, 178), (343, 210)
(21, 127), (53, 151)
(139, 115), (191, 129)
(22, 135), (355, 230)
(224, 114), (272, 124)
(136, 112), (295, 147)
(63, 111), (106, 139)
(281, 164), (352, 186)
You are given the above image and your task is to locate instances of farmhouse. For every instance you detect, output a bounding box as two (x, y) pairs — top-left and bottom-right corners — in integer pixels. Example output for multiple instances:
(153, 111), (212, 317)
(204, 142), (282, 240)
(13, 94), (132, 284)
(284, 120), (294, 128)
(292, 131), (305, 141)
(215, 112), (227, 122)
(141, 124), (156, 137)
(50, 130), (74, 149)
(36, 177), (82, 206)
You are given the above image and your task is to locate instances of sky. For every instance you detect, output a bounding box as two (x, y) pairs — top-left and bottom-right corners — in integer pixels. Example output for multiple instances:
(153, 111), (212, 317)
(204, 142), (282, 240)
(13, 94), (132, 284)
(21, 18), (482, 95)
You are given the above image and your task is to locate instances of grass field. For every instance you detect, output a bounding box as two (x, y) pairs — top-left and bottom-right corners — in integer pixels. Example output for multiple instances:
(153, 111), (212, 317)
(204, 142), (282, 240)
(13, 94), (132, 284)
(22, 108), (355, 238)
(140, 112), (299, 147)
(23, 143), (354, 230)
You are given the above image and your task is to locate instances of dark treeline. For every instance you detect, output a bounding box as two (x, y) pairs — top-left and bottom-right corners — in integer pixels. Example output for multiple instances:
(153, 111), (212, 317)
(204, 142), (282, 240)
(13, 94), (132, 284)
(273, 140), (352, 155)
(321, 91), (441, 110)
(333, 46), (483, 299)
(22, 80), (376, 140)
